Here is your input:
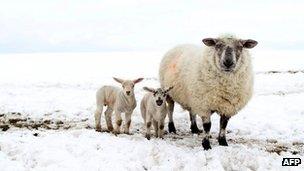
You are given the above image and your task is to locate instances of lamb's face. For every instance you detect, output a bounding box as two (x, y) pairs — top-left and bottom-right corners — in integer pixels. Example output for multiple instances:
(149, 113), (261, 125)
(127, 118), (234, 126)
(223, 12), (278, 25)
(203, 36), (258, 73)
(113, 77), (144, 96)
(143, 87), (173, 107)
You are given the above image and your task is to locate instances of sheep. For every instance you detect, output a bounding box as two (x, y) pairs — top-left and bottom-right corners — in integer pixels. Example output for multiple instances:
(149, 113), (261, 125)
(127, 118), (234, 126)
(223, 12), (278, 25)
(140, 86), (173, 140)
(94, 77), (144, 134)
(159, 34), (258, 150)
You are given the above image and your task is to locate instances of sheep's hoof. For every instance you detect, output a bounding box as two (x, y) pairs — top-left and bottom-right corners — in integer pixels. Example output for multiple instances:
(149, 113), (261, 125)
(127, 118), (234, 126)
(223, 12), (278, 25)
(145, 134), (151, 140)
(202, 138), (212, 150)
(190, 124), (202, 134)
(95, 126), (102, 132)
(168, 122), (176, 133)
(218, 136), (228, 146)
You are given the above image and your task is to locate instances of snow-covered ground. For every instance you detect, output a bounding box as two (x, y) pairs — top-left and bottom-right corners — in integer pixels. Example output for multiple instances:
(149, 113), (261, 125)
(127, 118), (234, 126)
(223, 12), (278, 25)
(0, 50), (303, 170)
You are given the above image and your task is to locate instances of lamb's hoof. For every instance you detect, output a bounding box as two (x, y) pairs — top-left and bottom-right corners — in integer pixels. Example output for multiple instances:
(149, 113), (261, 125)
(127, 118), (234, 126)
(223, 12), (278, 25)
(113, 130), (120, 135)
(107, 126), (114, 132)
(168, 122), (176, 133)
(218, 137), (228, 146)
(95, 126), (102, 132)
(190, 124), (202, 134)
(123, 131), (132, 135)
(145, 134), (151, 140)
(202, 138), (212, 150)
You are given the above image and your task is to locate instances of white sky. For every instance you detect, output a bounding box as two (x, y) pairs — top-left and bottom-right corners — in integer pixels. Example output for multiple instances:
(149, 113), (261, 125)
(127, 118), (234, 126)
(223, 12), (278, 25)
(0, 0), (303, 53)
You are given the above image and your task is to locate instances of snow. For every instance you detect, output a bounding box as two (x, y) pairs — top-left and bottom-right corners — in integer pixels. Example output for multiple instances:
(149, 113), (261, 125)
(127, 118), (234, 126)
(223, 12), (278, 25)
(0, 50), (304, 170)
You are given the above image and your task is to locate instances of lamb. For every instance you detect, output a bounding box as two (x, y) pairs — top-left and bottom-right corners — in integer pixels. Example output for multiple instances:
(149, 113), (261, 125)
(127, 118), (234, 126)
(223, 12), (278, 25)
(159, 34), (258, 150)
(95, 77), (144, 134)
(140, 86), (173, 139)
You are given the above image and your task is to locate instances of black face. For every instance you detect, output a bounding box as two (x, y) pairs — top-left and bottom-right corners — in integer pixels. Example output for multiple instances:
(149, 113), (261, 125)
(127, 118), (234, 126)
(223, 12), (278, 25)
(203, 37), (258, 73)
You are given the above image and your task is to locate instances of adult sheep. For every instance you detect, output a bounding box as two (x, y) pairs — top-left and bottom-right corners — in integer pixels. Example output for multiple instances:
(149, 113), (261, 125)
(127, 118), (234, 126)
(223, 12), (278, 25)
(159, 34), (257, 150)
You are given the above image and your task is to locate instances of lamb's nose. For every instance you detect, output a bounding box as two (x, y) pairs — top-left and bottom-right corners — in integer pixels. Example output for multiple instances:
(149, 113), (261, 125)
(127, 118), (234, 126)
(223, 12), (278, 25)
(156, 100), (163, 106)
(126, 91), (130, 95)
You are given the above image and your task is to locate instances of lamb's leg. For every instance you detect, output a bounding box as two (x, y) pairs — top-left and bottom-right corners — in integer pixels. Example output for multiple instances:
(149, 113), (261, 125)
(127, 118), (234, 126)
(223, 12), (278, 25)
(201, 115), (212, 150)
(166, 96), (176, 133)
(158, 118), (165, 138)
(218, 115), (230, 146)
(153, 119), (158, 138)
(94, 105), (103, 132)
(114, 110), (122, 134)
(123, 112), (132, 134)
(145, 116), (152, 140)
(104, 107), (114, 132)
(189, 112), (201, 134)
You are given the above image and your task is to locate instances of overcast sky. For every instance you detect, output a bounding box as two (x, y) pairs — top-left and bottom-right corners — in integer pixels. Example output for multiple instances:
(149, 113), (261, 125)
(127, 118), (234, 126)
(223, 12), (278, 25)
(0, 0), (303, 53)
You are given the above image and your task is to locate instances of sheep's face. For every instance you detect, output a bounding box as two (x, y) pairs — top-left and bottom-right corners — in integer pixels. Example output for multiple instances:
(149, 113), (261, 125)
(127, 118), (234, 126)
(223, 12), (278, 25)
(143, 87), (173, 107)
(113, 77), (144, 96)
(203, 37), (257, 73)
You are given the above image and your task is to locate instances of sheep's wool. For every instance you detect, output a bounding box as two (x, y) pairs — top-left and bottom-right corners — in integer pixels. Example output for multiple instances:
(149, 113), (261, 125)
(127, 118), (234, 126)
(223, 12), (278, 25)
(159, 35), (253, 117)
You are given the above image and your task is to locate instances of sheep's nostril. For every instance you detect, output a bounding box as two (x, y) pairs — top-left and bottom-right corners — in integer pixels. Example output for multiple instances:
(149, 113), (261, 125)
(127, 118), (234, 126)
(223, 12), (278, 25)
(126, 91), (130, 95)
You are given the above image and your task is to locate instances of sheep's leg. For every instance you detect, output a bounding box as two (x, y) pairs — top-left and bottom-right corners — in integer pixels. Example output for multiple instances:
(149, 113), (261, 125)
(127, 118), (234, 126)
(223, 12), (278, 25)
(189, 112), (201, 134)
(153, 119), (158, 138)
(104, 108), (114, 132)
(201, 115), (212, 150)
(94, 105), (103, 132)
(145, 115), (152, 140)
(166, 96), (176, 133)
(218, 115), (230, 146)
(158, 118), (165, 139)
(114, 111), (122, 134)
(123, 112), (132, 134)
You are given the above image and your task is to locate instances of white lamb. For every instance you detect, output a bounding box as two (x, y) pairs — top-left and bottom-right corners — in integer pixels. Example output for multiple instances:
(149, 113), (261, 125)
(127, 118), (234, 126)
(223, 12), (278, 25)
(95, 77), (144, 134)
(140, 86), (173, 139)
(159, 34), (258, 149)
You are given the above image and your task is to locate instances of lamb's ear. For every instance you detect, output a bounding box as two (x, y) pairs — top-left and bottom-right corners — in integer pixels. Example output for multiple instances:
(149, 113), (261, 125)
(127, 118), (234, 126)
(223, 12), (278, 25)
(113, 77), (124, 84)
(143, 87), (155, 93)
(165, 86), (173, 93)
(241, 39), (258, 49)
(202, 38), (218, 46)
(133, 78), (144, 84)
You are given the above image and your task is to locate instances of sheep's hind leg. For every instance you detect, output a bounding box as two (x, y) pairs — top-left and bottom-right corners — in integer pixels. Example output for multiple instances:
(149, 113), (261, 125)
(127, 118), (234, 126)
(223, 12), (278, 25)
(189, 112), (201, 134)
(94, 106), (103, 132)
(166, 96), (176, 133)
(201, 115), (212, 150)
(218, 115), (230, 146)
(104, 107), (114, 132)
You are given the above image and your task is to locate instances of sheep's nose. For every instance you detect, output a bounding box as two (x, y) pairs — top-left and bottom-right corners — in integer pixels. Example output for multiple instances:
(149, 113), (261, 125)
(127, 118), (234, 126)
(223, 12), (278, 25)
(126, 91), (131, 95)
(223, 59), (234, 68)
(156, 99), (163, 106)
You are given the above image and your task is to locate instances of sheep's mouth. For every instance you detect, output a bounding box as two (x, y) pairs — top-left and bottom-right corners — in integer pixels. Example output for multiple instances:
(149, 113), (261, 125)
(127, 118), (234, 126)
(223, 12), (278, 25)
(156, 101), (163, 106)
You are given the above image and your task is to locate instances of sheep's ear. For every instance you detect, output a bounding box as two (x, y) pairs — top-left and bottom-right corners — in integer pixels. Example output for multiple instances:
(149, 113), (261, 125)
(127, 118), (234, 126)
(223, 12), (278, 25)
(241, 39), (258, 49)
(165, 86), (173, 93)
(133, 78), (144, 84)
(113, 77), (124, 84)
(202, 38), (217, 46)
(143, 87), (155, 93)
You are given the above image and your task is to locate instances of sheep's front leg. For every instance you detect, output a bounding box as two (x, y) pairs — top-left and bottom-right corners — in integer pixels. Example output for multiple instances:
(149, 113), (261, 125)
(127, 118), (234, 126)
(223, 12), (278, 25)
(218, 115), (230, 146)
(104, 108), (114, 132)
(123, 112), (132, 134)
(201, 115), (212, 150)
(153, 119), (158, 138)
(189, 112), (201, 134)
(158, 118), (165, 139)
(114, 110), (122, 134)
(166, 96), (176, 133)
(145, 115), (152, 140)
